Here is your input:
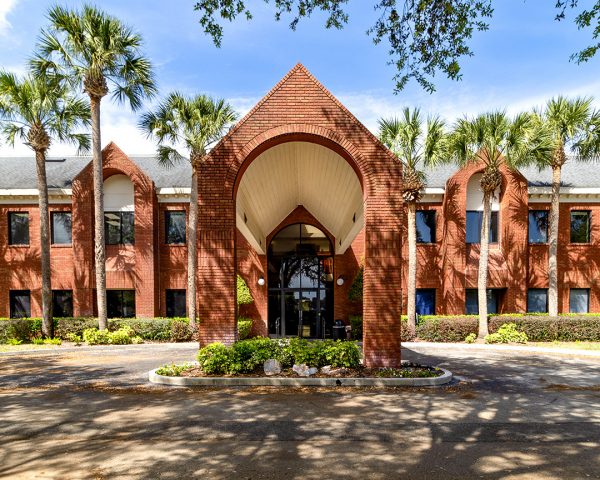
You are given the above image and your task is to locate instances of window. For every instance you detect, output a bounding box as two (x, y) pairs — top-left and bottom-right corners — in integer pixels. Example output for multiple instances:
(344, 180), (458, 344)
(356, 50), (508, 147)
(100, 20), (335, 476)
(165, 211), (186, 244)
(528, 210), (548, 244)
(9, 212), (29, 245)
(527, 288), (548, 313)
(10, 290), (30, 318)
(416, 211), (436, 243)
(569, 288), (590, 313)
(107, 290), (136, 318)
(166, 289), (186, 317)
(104, 212), (134, 245)
(51, 212), (72, 244)
(465, 289), (501, 314)
(52, 290), (73, 317)
(466, 211), (498, 244)
(416, 289), (436, 315)
(570, 211), (591, 243)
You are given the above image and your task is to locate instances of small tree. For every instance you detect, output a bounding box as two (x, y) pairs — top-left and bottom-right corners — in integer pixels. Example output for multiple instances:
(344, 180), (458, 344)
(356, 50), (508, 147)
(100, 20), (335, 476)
(448, 112), (553, 338)
(379, 108), (448, 336)
(139, 93), (238, 328)
(0, 72), (89, 337)
(32, 4), (156, 329)
(236, 275), (253, 306)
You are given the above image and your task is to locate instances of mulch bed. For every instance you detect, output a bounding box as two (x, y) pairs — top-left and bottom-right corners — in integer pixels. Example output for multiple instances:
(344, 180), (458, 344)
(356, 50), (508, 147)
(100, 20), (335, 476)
(179, 362), (442, 379)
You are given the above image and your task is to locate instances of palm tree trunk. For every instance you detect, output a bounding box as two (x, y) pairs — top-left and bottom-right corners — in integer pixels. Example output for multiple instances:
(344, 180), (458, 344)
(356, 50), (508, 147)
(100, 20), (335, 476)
(187, 162), (199, 329)
(477, 191), (492, 339)
(406, 201), (417, 336)
(91, 96), (107, 330)
(548, 165), (561, 317)
(35, 149), (53, 338)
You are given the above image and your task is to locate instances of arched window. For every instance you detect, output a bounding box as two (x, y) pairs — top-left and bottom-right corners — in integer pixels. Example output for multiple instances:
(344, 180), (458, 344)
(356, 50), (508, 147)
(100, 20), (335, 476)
(465, 173), (500, 244)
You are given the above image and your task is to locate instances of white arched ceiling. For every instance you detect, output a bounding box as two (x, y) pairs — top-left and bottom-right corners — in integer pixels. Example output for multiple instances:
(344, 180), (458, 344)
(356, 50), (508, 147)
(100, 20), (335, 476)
(236, 142), (364, 254)
(104, 174), (134, 212)
(466, 173), (500, 212)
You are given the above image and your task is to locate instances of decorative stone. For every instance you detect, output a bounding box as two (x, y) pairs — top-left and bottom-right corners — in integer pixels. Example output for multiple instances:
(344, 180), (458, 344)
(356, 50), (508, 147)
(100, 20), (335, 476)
(292, 364), (318, 377)
(321, 365), (332, 374)
(263, 359), (282, 376)
(329, 368), (349, 376)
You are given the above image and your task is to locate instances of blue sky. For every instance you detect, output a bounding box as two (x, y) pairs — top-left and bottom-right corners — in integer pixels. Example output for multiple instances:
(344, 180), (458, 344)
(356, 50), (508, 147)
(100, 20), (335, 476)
(1, 0), (599, 156)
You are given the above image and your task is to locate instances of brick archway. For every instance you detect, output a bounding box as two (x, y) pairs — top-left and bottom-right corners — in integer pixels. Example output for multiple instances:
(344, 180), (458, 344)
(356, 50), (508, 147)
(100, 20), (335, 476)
(197, 64), (403, 367)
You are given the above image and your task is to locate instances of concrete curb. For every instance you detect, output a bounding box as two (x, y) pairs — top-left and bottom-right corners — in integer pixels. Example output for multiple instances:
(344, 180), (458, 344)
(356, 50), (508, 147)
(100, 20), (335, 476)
(404, 342), (600, 357)
(148, 366), (453, 387)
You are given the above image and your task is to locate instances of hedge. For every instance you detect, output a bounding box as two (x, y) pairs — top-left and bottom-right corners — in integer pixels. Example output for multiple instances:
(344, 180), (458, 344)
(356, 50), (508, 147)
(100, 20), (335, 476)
(349, 315), (600, 343)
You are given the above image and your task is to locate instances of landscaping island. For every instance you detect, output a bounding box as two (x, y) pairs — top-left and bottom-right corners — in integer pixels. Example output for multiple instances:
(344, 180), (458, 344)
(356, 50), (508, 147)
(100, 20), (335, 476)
(149, 337), (453, 387)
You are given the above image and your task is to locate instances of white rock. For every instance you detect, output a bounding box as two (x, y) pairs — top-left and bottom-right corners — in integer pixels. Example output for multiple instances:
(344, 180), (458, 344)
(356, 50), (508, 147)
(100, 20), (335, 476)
(321, 365), (332, 374)
(263, 359), (282, 376)
(292, 364), (317, 377)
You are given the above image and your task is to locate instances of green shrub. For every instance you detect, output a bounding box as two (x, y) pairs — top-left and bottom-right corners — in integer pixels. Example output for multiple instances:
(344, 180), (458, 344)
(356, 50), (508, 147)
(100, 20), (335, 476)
(54, 317), (97, 339)
(0, 318), (38, 343)
(237, 318), (253, 340)
(7, 338), (22, 345)
(82, 327), (141, 345)
(348, 266), (363, 302)
(170, 319), (193, 342)
(416, 316), (478, 342)
(65, 333), (82, 344)
(110, 318), (171, 341)
(196, 338), (362, 374)
(465, 333), (477, 344)
(83, 328), (112, 345)
(197, 343), (232, 374)
(350, 315), (362, 340)
(237, 275), (254, 305)
(489, 316), (600, 342)
(485, 323), (528, 344)
(155, 362), (195, 376)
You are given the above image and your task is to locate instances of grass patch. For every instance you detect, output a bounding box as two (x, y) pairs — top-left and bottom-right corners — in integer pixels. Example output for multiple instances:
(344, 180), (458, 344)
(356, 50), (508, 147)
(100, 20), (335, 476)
(530, 341), (600, 351)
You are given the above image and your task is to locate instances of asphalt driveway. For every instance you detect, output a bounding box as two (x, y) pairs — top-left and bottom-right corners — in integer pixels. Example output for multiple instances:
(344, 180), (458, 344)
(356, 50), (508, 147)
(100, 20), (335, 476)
(1, 343), (599, 479)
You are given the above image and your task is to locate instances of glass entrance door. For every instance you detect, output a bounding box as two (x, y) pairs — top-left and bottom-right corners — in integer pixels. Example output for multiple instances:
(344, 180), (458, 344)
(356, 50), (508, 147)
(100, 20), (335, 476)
(267, 223), (333, 339)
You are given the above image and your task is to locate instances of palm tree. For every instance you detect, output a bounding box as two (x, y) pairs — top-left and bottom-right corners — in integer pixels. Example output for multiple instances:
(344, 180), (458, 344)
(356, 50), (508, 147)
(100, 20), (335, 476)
(139, 93), (238, 329)
(530, 97), (600, 317)
(0, 71), (90, 337)
(31, 5), (156, 329)
(378, 108), (448, 336)
(449, 111), (554, 338)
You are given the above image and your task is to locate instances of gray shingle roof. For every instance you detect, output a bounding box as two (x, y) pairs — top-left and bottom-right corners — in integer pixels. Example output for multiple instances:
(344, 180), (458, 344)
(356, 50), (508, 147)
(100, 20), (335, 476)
(423, 158), (600, 189)
(0, 155), (192, 190)
(0, 154), (597, 191)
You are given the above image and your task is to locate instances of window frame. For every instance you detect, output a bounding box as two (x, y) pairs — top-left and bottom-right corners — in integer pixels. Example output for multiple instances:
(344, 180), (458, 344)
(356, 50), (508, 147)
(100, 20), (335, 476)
(10, 290), (31, 318)
(569, 288), (590, 314)
(8, 211), (30, 246)
(106, 289), (136, 318)
(104, 211), (135, 245)
(528, 210), (549, 244)
(416, 210), (436, 244)
(465, 288), (502, 315)
(570, 210), (591, 244)
(52, 290), (73, 317)
(166, 289), (187, 317)
(466, 211), (499, 244)
(51, 211), (73, 245)
(415, 289), (436, 316)
(527, 288), (549, 313)
(164, 210), (187, 245)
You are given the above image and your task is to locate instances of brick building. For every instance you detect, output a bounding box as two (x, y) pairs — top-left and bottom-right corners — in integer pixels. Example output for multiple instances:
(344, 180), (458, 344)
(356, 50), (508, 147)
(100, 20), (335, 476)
(1, 64), (599, 365)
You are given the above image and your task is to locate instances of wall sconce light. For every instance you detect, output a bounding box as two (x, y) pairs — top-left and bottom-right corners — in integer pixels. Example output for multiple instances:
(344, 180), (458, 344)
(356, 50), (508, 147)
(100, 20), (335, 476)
(257, 277), (265, 286)
(336, 276), (345, 286)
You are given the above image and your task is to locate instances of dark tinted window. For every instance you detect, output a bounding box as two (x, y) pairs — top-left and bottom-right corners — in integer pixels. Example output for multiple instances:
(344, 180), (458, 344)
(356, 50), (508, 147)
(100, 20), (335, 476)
(569, 288), (590, 313)
(165, 211), (186, 244)
(51, 212), (72, 244)
(416, 211), (436, 243)
(416, 289), (436, 315)
(466, 211), (498, 244)
(528, 211), (548, 244)
(166, 289), (186, 317)
(107, 290), (136, 318)
(527, 288), (548, 313)
(52, 290), (73, 317)
(570, 211), (591, 243)
(10, 290), (30, 318)
(465, 289), (500, 314)
(105, 212), (134, 245)
(9, 212), (29, 245)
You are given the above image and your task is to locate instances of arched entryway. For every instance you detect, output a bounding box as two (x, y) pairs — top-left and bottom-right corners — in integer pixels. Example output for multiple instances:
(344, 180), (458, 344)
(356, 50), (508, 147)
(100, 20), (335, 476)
(197, 64), (403, 367)
(267, 223), (334, 338)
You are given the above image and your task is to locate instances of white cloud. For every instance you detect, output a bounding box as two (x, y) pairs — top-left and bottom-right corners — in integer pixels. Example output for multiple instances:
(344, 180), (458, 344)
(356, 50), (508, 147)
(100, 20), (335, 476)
(0, 0), (18, 36)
